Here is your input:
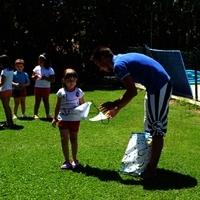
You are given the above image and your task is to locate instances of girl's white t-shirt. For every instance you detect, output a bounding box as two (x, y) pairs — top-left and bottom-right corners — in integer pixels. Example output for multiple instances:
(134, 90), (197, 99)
(0, 68), (13, 92)
(56, 87), (84, 121)
(33, 65), (55, 88)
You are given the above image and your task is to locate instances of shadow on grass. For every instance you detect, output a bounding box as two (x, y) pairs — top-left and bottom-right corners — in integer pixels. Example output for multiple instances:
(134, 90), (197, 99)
(72, 164), (141, 185)
(72, 165), (197, 190)
(17, 117), (35, 121)
(39, 118), (53, 122)
(0, 122), (24, 130)
(142, 168), (198, 190)
(16, 116), (52, 123)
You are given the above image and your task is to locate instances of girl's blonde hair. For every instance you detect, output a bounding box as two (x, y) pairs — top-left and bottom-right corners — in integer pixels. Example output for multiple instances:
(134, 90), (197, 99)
(62, 68), (78, 87)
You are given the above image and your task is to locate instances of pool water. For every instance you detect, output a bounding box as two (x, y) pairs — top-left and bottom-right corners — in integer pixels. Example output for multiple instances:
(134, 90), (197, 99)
(186, 69), (200, 85)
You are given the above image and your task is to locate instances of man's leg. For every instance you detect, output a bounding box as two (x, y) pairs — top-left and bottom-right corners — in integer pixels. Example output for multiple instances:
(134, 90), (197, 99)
(142, 81), (172, 178)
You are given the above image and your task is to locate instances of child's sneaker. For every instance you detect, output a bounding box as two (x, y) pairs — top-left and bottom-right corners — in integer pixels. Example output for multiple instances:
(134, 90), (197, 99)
(71, 159), (79, 168)
(34, 115), (39, 119)
(60, 162), (72, 169)
(22, 114), (27, 118)
(0, 123), (6, 127)
(46, 114), (52, 119)
(13, 115), (18, 119)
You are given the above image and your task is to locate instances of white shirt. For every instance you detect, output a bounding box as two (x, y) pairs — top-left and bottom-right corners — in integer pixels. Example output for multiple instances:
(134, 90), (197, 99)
(33, 65), (55, 88)
(0, 68), (13, 92)
(56, 87), (84, 121)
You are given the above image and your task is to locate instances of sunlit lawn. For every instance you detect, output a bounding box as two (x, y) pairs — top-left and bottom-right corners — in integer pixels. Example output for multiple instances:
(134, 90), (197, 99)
(0, 88), (200, 200)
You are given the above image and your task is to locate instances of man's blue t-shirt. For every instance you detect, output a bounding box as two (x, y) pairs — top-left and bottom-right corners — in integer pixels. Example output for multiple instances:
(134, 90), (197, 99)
(113, 53), (170, 94)
(13, 71), (30, 90)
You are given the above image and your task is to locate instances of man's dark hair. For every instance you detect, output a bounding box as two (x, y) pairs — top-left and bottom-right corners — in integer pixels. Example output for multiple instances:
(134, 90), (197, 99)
(90, 46), (114, 61)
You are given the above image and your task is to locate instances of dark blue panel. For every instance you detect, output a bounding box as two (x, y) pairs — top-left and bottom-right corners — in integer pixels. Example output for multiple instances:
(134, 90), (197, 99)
(146, 47), (193, 99)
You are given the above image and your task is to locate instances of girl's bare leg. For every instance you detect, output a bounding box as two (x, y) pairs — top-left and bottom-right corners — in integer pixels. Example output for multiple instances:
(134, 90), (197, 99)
(14, 97), (20, 116)
(70, 131), (78, 160)
(60, 129), (70, 162)
(20, 96), (26, 115)
(1, 97), (13, 126)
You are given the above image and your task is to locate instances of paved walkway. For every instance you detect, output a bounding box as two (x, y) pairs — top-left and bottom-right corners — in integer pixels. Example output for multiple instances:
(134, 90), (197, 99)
(175, 85), (200, 106)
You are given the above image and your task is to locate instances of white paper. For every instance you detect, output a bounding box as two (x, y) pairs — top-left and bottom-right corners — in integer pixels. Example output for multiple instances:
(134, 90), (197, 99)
(74, 102), (92, 120)
(89, 112), (108, 121)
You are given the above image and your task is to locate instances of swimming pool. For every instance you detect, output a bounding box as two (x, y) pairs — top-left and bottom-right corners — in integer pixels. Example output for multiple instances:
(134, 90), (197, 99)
(186, 69), (200, 85)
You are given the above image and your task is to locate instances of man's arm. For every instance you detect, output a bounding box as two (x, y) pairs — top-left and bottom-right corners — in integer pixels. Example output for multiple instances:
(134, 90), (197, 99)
(99, 74), (137, 112)
(113, 74), (137, 109)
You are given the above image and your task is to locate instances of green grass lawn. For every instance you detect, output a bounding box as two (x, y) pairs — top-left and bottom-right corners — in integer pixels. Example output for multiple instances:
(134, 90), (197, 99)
(0, 88), (200, 200)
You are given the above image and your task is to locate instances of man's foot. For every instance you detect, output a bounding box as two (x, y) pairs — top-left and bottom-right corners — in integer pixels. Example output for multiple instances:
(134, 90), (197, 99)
(140, 169), (157, 179)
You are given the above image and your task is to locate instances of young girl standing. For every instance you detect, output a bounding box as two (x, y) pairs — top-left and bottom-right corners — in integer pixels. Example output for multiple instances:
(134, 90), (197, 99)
(0, 54), (14, 127)
(52, 68), (84, 169)
(31, 53), (55, 119)
(12, 59), (30, 119)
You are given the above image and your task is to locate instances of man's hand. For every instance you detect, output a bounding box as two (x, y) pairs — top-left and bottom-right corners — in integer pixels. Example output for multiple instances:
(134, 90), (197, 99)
(99, 101), (116, 112)
(105, 108), (119, 118)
